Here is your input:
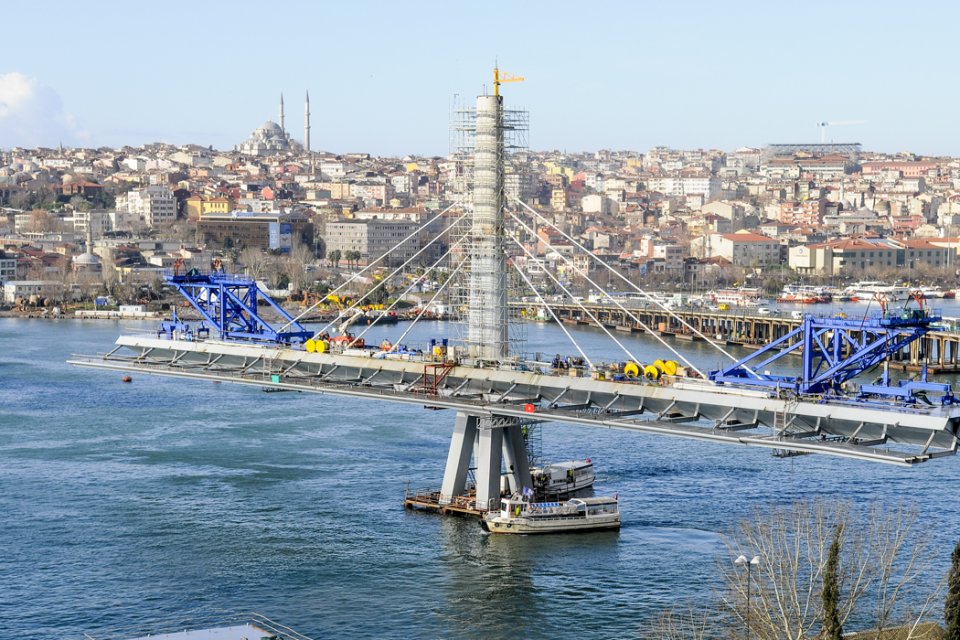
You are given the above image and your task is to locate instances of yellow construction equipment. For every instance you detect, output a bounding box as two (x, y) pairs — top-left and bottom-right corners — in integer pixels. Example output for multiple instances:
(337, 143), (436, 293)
(493, 67), (523, 97)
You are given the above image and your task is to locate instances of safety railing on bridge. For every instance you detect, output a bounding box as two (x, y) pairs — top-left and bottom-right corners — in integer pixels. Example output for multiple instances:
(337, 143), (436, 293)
(83, 611), (316, 640)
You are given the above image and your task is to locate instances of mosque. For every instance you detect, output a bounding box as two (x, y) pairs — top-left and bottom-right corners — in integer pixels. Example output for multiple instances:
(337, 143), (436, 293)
(236, 92), (311, 157)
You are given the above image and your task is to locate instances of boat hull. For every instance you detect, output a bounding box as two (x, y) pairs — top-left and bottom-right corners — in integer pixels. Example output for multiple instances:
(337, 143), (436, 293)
(481, 514), (620, 534)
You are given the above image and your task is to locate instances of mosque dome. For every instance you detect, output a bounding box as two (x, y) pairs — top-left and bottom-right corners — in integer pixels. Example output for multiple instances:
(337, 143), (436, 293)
(258, 121), (282, 132)
(73, 252), (100, 266)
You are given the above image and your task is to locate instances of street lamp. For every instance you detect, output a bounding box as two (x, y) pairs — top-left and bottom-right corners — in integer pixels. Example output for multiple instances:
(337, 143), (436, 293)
(735, 554), (760, 640)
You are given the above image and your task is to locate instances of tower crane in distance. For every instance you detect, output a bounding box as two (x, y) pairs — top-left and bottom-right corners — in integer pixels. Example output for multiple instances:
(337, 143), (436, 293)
(816, 120), (866, 144)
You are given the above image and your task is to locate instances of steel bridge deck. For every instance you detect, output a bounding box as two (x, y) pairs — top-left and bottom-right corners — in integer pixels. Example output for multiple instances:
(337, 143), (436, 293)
(68, 335), (960, 467)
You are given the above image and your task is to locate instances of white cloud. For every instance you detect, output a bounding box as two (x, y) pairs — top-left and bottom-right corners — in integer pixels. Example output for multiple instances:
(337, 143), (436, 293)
(0, 72), (88, 148)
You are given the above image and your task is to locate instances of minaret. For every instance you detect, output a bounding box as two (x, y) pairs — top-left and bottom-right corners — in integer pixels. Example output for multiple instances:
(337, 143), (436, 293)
(279, 93), (285, 132)
(305, 90), (311, 154)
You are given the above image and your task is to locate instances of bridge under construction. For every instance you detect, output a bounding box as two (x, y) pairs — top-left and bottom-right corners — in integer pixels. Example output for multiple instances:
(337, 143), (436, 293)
(71, 71), (960, 516)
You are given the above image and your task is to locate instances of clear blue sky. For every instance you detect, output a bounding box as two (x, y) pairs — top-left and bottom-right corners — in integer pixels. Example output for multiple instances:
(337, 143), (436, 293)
(3, 0), (958, 157)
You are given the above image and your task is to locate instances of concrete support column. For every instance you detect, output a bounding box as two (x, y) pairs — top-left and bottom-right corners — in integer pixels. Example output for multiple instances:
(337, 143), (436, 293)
(439, 412), (478, 505)
(474, 424), (503, 511)
(501, 423), (532, 496)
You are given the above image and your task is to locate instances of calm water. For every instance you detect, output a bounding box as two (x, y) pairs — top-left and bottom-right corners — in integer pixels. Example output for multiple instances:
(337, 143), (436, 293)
(1, 316), (958, 639)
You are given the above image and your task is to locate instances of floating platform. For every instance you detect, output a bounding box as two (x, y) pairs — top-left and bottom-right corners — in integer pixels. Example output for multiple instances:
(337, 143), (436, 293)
(404, 487), (485, 518)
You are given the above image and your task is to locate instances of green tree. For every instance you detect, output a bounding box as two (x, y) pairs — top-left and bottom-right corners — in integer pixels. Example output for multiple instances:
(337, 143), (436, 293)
(946, 539), (960, 640)
(327, 249), (341, 268)
(823, 524), (843, 640)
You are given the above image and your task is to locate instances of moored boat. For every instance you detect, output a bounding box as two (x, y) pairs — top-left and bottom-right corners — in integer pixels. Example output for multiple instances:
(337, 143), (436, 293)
(481, 495), (621, 534)
(709, 288), (768, 307)
(845, 281), (911, 301)
(531, 459), (596, 498)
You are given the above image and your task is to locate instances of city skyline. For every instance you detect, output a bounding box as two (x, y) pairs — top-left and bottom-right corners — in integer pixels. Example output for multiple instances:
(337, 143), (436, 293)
(3, 0), (960, 156)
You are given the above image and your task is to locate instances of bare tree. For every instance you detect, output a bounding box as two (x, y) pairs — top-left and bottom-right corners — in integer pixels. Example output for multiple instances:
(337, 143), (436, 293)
(53, 255), (75, 303)
(69, 195), (91, 212)
(718, 498), (944, 640)
(27, 209), (60, 233)
(240, 247), (268, 280)
(641, 602), (717, 640)
(284, 256), (307, 291)
(76, 271), (99, 308)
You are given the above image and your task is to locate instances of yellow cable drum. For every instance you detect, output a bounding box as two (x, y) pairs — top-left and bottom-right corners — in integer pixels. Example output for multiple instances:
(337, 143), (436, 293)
(661, 360), (678, 376)
(305, 339), (316, 353)
(643, 365), (661, 380)
(623, 362), (640, 378)
(315, 340), (326, 354)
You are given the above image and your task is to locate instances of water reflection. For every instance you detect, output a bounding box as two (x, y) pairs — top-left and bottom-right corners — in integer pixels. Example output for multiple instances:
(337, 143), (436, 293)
(432, 512), (621, 639)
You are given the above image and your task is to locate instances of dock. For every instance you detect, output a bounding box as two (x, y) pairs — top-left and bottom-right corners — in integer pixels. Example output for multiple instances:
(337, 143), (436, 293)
(404, 486), (486, 518)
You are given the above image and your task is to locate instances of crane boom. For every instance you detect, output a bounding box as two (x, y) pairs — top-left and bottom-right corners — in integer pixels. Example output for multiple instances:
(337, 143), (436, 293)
(493, 67), (523, 97)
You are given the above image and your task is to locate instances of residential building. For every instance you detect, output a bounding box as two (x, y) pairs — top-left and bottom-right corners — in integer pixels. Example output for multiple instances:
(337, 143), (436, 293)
(117, 186), (177, 227)
(779, 199), (826, 226)
(184, 195), (234, 219)
(3, 280), (63, 303)
(73, 210), (111, 236)
(693, 231), (780, 267)
(861, 161), (937, 178)
(0, 251), (17, 281)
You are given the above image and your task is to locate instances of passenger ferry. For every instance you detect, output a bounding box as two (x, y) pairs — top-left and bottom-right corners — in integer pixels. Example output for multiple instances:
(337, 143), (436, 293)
(709, 288), (768, 307)
(531, 459), (596, 498)
(844, 281), (911, 301)
(481, 495), (620, 534)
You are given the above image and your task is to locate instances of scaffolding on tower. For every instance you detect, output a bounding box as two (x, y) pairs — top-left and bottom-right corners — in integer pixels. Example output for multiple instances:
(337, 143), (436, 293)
(447, 84), (529, 364)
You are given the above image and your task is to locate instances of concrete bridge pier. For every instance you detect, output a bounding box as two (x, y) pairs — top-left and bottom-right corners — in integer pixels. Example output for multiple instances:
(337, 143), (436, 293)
(438, 411), (532, 510)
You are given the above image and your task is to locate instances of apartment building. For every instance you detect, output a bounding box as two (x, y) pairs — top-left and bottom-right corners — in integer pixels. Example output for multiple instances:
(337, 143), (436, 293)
(117, 186), (177, 227)
(779, 199), (826, 226)
(72, 210), (111, 236)
(693, 232), (780, 267)
(0, 251), (17, 281)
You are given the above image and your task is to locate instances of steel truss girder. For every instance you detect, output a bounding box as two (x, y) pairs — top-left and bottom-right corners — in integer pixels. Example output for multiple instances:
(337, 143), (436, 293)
(711, 313), (939, 395)
(166, 273), (311, 344)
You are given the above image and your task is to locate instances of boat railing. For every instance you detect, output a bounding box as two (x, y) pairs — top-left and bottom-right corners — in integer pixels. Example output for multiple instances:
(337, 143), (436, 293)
(83, 611), (316, 640)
